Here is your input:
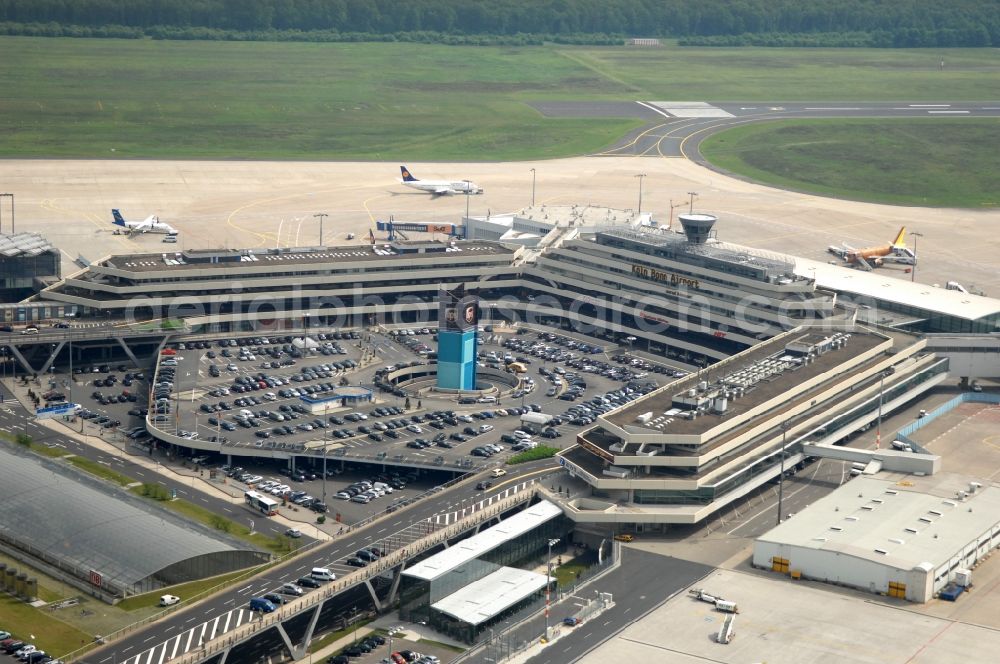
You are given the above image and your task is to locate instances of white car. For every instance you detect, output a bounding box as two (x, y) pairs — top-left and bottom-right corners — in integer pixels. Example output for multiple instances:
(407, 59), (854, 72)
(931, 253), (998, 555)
(491, 468), (507, 478)
(159, 594), (181, 607)
(245, 475), (263, 485)
(285, 528), (302, 538)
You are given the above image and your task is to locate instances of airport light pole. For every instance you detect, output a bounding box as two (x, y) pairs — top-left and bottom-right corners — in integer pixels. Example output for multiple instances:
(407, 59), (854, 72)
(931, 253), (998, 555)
(776, 420), (789, 526)
(0, 193), (13, 233)
(687, 191), (698, 214)
(463, 182), (472, 221)
(321, 433), (329, 506)
(875, 368), (893, 450)
(635, 173), (647, 215)
(530, 168), (536, 207)
(314, 213), (328, 247)
(545, 537), (559, 638)
(909, 231), (923, 282)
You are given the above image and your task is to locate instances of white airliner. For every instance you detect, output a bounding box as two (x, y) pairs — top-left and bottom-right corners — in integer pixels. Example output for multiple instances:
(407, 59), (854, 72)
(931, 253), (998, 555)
(112, 209), (178, 235)
(399, 165), (483, 197)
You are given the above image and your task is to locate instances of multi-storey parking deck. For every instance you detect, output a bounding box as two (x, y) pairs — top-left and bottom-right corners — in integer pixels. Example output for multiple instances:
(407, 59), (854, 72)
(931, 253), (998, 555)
(38, 240), (522, 327)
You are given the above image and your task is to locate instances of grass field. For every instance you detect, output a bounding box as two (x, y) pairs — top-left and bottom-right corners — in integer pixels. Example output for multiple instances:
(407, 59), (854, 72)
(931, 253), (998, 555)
(0, 595), (92, 658)
(3, 37), (1000, 160)
(700, 119), (1000, 207)
(116, 569), (251, 611)
(64, 454), (135, 486)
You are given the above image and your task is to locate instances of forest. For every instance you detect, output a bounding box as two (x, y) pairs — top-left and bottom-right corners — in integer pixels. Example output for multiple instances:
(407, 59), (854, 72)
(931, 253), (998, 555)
(0, 0), (997, 47)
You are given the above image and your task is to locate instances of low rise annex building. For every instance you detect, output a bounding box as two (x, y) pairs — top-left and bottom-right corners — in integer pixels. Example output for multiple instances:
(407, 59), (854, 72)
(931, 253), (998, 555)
(753, 473), (1000, 602)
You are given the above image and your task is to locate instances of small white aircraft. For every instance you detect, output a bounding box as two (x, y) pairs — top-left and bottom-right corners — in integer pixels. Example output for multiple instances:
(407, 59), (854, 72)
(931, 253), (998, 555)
(112, 209), (178, 235)
(399, 165), (483, 197)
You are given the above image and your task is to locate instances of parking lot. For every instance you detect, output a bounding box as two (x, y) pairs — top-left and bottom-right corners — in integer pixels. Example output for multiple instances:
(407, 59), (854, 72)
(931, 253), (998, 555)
(37, 326), (666, 528)
(0, 632), (62, 664)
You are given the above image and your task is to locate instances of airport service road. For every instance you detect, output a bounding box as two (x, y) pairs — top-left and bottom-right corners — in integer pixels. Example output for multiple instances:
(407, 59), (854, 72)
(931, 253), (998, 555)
(82, 459), (558, 664)
(463, 548), (712, 664)
(0, 404), (293, 541)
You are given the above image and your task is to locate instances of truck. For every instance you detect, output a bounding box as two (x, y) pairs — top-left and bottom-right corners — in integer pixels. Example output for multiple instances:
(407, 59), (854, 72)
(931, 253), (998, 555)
(520, 411), (553, 427)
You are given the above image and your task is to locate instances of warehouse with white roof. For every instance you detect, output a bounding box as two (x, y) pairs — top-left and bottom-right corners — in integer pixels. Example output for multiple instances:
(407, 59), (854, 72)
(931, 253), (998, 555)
(753, 473), (1000, 602)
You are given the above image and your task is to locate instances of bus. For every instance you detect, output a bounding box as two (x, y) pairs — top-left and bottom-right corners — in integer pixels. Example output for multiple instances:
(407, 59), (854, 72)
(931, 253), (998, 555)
(245, 490), (279, 516)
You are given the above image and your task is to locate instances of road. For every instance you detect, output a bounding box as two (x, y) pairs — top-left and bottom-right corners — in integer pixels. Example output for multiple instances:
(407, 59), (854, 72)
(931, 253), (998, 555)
(77, 457), (558, 664)
(464, 548), (712, 664)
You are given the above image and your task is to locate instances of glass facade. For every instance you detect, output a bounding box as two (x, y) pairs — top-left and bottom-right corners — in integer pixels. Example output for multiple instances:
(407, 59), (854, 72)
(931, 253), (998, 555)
(398, 513), (571, 643)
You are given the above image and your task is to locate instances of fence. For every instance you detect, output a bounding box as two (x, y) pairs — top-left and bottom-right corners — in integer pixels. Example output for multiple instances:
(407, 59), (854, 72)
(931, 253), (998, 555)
(894, 392), (1000, 452)
(62, 538), (324, 662)
(456, 540), (621, 664)
(160, 481), (539, 664)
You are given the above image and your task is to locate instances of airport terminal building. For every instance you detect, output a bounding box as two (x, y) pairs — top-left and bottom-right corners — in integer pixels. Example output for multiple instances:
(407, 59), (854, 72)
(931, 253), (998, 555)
(554, 324), (949, 528)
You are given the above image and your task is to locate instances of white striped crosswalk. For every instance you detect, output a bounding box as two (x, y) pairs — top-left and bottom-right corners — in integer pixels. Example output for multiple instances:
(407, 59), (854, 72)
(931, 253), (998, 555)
(119, 608), (255, 664)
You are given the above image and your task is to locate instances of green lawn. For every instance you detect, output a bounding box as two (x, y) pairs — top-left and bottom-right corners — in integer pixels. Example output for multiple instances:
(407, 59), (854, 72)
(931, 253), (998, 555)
(116, 569), (251, 611)
(3, 37), (1000, 160)
(701, 118), (1000, 207)
(128, 487), (294, 555)
(64, 455), (135, 486)
(0, 595), (92, 658)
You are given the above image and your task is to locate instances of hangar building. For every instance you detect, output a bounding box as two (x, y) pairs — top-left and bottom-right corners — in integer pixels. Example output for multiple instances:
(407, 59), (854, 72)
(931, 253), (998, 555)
(0, 448), (269, 601)
(753, 473), (1000, 602)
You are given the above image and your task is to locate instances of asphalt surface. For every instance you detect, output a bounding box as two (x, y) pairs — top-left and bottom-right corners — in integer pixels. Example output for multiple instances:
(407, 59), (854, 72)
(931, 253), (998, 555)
(527, 100), (1000, 160)
(0, 399), (293, 544)
(76, 458), (558, 664)
(463, 548), (712, 664)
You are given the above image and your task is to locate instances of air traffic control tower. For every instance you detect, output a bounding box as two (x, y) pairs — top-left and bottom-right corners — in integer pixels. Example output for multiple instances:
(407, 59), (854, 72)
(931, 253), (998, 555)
(437, 285), (478, 391)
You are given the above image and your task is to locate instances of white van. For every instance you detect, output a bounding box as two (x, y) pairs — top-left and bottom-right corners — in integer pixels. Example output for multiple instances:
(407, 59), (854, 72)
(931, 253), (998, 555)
(310, 567), (335, 582)
(239, 409), (254, 419)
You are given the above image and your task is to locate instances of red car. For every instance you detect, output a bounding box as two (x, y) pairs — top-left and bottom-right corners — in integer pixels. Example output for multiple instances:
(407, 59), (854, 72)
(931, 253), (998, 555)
(390, 654), (406, 664)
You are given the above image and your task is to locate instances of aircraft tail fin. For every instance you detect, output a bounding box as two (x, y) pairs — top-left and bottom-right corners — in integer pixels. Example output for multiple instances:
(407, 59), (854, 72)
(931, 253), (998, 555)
(111, 209), (127, 227)
(400, 166), (418, 182)
(891, 226), (907, 247)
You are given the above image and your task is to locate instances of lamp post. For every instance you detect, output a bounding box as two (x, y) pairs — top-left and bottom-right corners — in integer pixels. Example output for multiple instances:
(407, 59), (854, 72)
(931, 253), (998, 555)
(626, 335), (636, 356)
(635, 173), (647, 215)
(776, 420), (789, 526)
(875, 368), (893, 450)
(545, 537), (559, 638)
(687, 191), (698, 214)
(463, 182), (472, 220)
(321, 436), (328, 506)
(313, 212), (328, 247)
(0, 193), (13, 233)
(909, 231), (923, 283)
(530, 168), (536, 207)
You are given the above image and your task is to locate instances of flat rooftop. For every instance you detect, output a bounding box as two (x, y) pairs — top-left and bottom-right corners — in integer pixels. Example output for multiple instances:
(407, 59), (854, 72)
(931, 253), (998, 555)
(431, 567), (548, 625)
(580, 567), (1000, 664)
(99, 239), (515, 273)
(403, 500), (562, 582)
(795, 256), (1000, 322)
(758, 473), (1000, 570)
(605, 328), (887, 434)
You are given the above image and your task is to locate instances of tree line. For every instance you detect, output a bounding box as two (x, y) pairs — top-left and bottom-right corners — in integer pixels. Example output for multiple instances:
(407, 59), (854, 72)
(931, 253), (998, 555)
(0, 0), (997, 47)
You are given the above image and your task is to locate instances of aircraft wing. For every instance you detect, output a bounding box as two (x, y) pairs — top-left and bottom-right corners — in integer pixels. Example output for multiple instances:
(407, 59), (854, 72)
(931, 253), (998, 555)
(434, 187), (456, 196)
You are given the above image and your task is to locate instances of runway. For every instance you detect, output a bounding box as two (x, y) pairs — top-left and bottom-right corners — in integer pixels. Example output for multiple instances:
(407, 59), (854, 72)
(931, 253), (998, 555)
(1, 100), (999, 299)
